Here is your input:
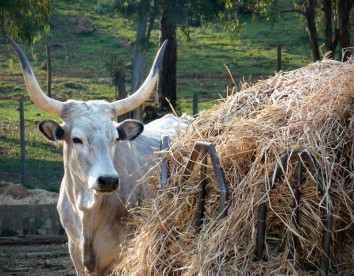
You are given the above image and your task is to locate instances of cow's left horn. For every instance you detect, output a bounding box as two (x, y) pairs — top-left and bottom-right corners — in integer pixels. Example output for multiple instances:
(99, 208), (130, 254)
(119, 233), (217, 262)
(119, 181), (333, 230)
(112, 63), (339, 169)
(111, 40), (168, 116)
(6, 36), (64, 117)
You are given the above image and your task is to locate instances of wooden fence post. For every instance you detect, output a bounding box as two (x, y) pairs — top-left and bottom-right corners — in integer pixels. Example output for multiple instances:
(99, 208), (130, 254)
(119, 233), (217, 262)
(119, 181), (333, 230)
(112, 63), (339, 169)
(115, 71), (130, 123)
(46, 44), (51, 97)
(277, 44), (282, 72)
(193, 92), (199, 116)
(19, 98), (26, 186)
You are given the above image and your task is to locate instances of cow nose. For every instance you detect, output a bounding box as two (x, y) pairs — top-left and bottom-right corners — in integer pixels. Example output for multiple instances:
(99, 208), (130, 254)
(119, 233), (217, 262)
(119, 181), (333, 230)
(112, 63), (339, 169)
(97, 176), (119, 192)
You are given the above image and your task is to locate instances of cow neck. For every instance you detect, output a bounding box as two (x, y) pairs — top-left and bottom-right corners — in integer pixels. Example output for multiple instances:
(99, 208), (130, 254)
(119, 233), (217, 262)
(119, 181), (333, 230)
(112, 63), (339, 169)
(79, 205), (95, 273)
(63, 170), (123, 274)
(61, 164), (98, 212)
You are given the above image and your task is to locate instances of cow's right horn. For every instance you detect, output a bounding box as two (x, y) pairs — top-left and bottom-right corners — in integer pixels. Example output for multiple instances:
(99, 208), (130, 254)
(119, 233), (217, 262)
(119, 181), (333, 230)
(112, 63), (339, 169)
(111, 40), (168, 116)
(6, 36), (64, 117)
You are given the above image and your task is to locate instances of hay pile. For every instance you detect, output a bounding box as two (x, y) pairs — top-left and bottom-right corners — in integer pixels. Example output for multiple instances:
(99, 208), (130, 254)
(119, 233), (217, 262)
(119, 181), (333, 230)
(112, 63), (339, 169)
(116, 59), (354, 275)
(0, 188), (58, 205)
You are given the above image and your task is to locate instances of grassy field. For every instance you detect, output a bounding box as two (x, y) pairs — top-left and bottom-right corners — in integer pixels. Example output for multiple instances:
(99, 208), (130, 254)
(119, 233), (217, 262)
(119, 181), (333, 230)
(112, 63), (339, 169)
(0, 0), (334, 191)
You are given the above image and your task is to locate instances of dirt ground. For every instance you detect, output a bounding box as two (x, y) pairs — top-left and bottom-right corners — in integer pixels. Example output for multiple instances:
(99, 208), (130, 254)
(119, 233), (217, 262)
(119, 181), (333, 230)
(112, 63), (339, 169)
(0, 243), (76, 276)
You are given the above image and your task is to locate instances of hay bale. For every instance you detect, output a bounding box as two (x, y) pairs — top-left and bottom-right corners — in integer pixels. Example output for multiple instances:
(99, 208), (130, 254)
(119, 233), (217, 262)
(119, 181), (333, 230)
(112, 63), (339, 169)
(0, 182), (31, 199)
(116, 59), (354, 275)
(0, 188), (58, 205)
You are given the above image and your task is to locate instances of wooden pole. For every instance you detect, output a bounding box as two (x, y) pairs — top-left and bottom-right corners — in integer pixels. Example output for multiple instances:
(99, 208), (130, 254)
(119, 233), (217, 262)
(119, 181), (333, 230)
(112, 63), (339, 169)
(46, 44), (51, 97)
(277, 44), (282, 72)
(193, 92), (199, 116)
(115, 71), (130, 123)
(19, 98), (26, 186)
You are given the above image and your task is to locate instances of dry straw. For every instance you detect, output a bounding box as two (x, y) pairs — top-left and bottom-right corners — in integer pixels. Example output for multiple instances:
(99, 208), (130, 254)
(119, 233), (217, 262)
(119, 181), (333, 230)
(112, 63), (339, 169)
(116, 58), (354, 275)
(0, 189), (58, 205)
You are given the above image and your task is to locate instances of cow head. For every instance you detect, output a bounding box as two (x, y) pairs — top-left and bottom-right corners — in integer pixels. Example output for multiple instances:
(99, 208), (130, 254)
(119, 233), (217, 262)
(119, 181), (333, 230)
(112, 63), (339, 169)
(38, 105), (144, 194)
(7, 36), (167, 198)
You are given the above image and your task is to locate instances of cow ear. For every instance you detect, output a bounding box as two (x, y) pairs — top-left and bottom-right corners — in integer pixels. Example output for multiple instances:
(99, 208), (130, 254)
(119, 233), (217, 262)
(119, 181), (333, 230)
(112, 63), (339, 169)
(117, 119), (144, 141)
(39, 120), (65, 141)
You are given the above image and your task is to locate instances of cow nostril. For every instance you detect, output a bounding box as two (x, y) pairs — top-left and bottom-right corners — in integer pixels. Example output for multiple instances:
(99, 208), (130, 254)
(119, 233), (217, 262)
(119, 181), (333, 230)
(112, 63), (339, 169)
(97, 176), (119, 190)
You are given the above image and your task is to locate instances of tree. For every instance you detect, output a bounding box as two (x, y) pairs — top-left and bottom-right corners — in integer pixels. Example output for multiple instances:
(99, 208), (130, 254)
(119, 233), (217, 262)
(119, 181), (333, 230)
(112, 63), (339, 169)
(304, 0), (320, 61)
(105, 54), (130, 122)
(232, 0), (321, 61)
(323, 0), (337, 59)
(113, 0), (159, 121)
(228, 0), (353, 62)
(131, 0), (150, 120)
(0, 0), (51, 57)
(158, 4), (177, 110)
(322, 0), (353, 61)
(158, 0), (225, 111)
(114, 0), (225, 114)
(337, 0), (354, 61)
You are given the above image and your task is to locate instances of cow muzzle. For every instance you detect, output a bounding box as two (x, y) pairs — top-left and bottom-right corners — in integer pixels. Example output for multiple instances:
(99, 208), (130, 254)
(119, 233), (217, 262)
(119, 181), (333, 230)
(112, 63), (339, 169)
(93, 175), (119, 194)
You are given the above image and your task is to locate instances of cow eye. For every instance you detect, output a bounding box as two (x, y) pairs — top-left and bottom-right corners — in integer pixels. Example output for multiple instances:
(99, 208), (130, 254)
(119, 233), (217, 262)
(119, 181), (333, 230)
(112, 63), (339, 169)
(73, 137), (83, 144)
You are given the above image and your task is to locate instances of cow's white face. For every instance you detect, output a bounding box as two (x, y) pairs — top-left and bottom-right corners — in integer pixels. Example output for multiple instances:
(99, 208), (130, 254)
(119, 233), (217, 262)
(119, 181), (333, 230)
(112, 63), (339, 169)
(38, 100), (144, 195)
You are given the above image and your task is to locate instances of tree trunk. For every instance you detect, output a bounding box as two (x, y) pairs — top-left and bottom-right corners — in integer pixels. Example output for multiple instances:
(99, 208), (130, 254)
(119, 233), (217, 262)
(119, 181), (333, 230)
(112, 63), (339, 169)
(305, 0), (320, 61)
(146, 0), (159, 43)
(158, 8), (177, 111)
(323, 0), (334, 59)
(332, 27), (340, 54)
(131, 0), (149, 121)
(338, 0), (353, 61)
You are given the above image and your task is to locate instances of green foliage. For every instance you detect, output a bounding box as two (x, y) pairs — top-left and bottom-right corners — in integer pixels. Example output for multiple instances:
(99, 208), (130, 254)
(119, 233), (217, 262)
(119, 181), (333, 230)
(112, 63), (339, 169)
(113, 0), (226, 31)
(223, 17), (246, 40)
(105, 54), (126, 79)
(0, 0), (51, 59)
(105, 53), (127, 99)
(157, 0), (225, 27)
(113, 0), (141, 18)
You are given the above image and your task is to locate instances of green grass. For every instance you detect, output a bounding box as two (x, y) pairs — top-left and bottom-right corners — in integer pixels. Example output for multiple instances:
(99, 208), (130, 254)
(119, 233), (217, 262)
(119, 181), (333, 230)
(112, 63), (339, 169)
(1, 0), (349, 191)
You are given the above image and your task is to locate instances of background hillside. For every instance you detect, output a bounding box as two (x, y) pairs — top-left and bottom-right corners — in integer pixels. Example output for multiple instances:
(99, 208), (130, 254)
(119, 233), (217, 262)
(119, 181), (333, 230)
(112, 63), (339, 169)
(0, 0), (351, 190)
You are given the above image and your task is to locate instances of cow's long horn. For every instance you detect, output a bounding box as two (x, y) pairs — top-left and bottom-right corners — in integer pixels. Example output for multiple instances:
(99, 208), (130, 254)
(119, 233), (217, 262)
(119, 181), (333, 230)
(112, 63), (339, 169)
(6, 36), (64, 117)
(111, 40), (168, 116)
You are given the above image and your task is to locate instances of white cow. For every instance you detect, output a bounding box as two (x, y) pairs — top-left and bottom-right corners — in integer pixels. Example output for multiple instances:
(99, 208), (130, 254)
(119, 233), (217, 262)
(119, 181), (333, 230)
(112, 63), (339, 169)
(7, 37), (186, 276)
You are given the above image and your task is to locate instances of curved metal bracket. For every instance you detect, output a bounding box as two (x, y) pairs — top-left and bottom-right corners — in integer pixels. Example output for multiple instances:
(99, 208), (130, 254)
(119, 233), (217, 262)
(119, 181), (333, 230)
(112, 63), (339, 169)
(160, 136), (170, 191)
(255, 150), (334, 276)
(180, 141), (228, 231)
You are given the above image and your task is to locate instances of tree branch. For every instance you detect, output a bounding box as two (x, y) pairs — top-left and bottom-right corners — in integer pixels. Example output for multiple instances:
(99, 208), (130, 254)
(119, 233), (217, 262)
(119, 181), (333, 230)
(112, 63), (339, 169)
(270, 9), (306, 16)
